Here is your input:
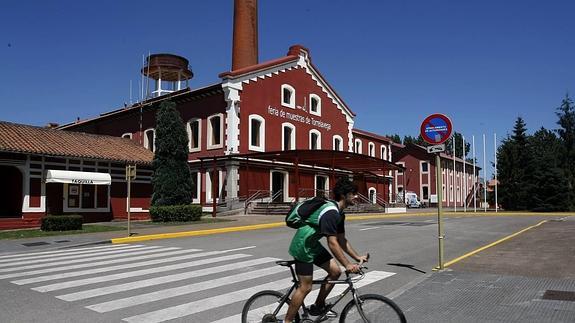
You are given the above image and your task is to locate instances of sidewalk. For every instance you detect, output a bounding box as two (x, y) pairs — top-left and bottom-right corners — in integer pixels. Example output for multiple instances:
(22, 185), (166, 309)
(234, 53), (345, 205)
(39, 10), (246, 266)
(389, 216), (575, 322)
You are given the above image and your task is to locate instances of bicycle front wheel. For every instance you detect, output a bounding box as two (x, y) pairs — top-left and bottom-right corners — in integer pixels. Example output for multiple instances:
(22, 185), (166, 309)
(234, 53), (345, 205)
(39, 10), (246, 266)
(340, 294), (406, 323)
(241, 290), (299, 323)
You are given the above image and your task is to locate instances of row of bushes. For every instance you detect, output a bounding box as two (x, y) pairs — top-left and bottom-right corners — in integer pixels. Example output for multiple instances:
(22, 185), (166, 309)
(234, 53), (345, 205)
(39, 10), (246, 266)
(150, 204), (203, 222)
(41, 215), (83, 231)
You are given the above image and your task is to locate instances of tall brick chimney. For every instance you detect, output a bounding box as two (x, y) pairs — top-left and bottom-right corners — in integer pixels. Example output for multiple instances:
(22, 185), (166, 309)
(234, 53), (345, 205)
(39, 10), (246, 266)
(232, 0), (258, 70)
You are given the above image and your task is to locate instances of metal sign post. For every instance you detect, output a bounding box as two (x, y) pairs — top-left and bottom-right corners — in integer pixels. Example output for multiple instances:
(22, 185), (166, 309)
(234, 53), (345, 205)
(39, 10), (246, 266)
(125, 165), (137, 236)
(421, 113), (453, 271)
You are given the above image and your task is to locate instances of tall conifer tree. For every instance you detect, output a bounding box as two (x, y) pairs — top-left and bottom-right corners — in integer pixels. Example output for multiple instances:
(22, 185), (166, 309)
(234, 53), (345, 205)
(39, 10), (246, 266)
(151, 101), (193, 206)
(555, 94), (575, 209)
(497, 117), (533, 210)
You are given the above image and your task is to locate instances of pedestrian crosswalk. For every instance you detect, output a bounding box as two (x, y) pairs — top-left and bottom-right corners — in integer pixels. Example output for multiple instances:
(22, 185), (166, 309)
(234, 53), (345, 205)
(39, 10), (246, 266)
(0, 243), (396, 322)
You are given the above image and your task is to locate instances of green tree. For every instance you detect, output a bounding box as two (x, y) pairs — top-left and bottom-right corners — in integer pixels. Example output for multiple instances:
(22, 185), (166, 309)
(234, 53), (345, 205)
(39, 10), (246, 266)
(386, 134), (402, 144)
(528, 128), (571, 211)
(445, 132), (471, 159)
(555, 94), (575, 209)
(497, 117), (533, 210)
(403, 135), (427, 146)
(151, 101), (193, 206)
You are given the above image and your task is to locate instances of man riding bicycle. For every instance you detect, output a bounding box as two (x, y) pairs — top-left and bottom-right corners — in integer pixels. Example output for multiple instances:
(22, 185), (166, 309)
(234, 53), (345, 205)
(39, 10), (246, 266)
(284, 177), (369, 323)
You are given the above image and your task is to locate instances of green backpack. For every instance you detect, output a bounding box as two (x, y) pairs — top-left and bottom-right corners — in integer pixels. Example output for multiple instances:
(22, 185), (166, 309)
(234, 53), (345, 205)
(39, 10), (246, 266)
(285, 197), (335, 229)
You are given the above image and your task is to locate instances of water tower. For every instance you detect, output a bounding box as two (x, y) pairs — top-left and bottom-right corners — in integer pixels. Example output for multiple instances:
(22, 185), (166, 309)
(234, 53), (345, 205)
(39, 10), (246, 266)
(141, 54), (193, 98)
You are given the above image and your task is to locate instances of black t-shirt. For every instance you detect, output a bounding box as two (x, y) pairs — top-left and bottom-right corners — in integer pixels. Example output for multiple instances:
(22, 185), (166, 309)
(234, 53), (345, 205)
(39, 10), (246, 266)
(319, 209), (345, 236)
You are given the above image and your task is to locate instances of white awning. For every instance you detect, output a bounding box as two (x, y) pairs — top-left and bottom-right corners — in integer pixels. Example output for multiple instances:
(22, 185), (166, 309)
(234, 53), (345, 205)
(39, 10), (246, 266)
(45, 170), (112, 185)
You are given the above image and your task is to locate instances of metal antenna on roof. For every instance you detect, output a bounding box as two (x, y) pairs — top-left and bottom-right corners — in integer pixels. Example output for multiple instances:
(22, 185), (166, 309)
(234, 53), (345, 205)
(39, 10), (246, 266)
(141, 54), (145, 102)
(129, 80), (132, 106)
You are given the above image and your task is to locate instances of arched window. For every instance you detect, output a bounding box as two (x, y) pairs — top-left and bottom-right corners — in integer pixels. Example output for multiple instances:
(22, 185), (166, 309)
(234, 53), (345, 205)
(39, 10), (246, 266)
(368, 187), (377, 204)
(187, 118), (201, 152)
(282, 122), (296, 151)
(354, 139), (362, 154)
(309, 129), (321, 150)
(368, 142), (375, 157)
(121, 133), (132, 139)
(144, 128), (155, 152)
(248, 114), (265, 152)
(333, 135), (343, 151)
(381, 145), (387, 160)
(281, 84), (295, 109)
(207, 114), (223, 149)
(309, 94), (321, 116)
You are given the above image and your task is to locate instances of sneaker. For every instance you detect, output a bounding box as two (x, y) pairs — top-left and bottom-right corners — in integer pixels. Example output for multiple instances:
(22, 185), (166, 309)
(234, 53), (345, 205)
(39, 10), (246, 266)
(309, 304), (338, 318)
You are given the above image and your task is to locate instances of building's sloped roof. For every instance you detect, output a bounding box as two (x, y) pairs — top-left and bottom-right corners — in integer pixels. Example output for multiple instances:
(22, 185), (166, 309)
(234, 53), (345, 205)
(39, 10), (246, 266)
(0, 121), (153, 165)
(352, 128), (393, 143)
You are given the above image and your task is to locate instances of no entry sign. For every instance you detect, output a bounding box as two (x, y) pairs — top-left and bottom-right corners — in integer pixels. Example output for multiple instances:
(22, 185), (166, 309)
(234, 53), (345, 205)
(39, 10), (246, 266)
(420, 113), (453, 145)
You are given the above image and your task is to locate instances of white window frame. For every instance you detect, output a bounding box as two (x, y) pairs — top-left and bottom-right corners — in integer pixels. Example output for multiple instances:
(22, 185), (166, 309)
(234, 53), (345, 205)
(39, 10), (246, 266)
(332, 135), (343, 151)
(269, 170), (289, 202)
(381, 145), (387, 160)
(421, 161), (429, 174)
(281, 84), (295, 109)
(191, 171), (201, 204)
(144, 128), (155, 152)
(309, 129), (321, 150)
(248, 114), (265, 152)
(421, 185), (429, 202)
(282, 122), (296, 151)
(187, 118), (202, 152)
(354, 139), (362, 154)
(63, 183), (110, 213)
(207, 113), (224, 150)
(121, 133), (132, 139)
(309, 93), (321, 116)
(368, 142), (375, 157)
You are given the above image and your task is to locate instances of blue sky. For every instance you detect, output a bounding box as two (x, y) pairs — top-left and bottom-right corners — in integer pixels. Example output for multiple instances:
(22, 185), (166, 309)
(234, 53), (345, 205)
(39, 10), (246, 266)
(1, 0), (574, 177)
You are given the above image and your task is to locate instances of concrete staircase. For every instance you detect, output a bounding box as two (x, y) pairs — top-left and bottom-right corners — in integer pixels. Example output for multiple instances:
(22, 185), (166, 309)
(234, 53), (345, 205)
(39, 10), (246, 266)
(248, 202), (294, 215)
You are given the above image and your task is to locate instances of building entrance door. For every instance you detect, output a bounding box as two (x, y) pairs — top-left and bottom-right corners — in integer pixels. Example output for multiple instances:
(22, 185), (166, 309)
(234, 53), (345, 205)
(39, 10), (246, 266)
(0, 166), (23, 217)
(316, 176), (328, 198)
(271, 172), (285, 202)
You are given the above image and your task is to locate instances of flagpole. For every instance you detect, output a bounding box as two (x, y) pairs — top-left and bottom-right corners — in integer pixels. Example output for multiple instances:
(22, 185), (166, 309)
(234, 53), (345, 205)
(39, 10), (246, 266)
(463, 135), (467, 212)
(473, 135), (476, 212)
(494, 133), (498, 213)
(483, 133), (487, 212)
(453, 137), (456, 212)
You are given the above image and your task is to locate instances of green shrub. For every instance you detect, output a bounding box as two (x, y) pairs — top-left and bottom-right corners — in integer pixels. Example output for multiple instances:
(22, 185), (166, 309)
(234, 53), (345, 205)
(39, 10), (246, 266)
(41, 215), (83, 231)
(149, 204), (202, 222)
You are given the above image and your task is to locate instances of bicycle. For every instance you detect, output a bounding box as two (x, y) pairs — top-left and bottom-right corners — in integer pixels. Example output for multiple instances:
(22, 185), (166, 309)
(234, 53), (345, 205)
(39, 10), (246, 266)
(241, 259), (406, 323)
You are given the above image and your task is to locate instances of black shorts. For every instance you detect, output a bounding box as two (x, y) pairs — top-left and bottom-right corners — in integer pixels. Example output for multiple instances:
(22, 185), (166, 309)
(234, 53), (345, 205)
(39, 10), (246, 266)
(294, 247), (333, 276)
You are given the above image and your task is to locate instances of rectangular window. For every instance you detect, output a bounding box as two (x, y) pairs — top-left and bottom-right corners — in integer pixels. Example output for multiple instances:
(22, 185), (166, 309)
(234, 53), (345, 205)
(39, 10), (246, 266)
(422, 186), (429, 200)
(211, 117), (221, 145)
(311, 98), (319, 112)
(421, 162), (429, 173)
(311, 133), (318, 150)
(191, 172), (198, 200)
(190, 120), (200, 150)
(334, 138), (341, 151)
(251, 119), (260, 146)
(283, 127), (292, 150)
(283, 88), (292, 105)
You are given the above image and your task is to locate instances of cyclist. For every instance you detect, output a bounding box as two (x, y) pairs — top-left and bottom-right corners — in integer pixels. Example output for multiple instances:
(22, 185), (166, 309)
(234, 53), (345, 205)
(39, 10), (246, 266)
(284, 177), (369, 323)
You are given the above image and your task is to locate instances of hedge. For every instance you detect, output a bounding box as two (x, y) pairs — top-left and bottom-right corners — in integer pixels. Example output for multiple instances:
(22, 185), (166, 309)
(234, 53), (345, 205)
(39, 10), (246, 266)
(41, 215), (83, 231)
(150, 204), (203, 222)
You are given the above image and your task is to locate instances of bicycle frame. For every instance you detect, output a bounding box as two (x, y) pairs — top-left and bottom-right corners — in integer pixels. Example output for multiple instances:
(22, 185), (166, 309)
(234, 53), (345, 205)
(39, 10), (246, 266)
(272, 263), (367, 322)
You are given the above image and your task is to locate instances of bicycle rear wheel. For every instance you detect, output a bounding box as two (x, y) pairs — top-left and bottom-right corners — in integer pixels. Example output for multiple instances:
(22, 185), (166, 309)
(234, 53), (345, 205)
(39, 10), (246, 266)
(339, 294), (406, 323)
(241, 290), (300, 323)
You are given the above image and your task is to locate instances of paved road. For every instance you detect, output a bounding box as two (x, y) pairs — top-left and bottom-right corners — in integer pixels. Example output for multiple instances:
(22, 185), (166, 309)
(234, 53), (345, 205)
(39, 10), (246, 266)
(0, 214), (559, 322)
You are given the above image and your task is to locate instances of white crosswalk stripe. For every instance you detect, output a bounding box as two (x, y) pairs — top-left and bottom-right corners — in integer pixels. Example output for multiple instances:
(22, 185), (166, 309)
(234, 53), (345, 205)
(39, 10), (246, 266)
(0, 244), (395, 323)
(0, 244), (151, 267)
(0, 246), (177, 275)
(210, 271), (396, 323)
(0, 244), (132, 261)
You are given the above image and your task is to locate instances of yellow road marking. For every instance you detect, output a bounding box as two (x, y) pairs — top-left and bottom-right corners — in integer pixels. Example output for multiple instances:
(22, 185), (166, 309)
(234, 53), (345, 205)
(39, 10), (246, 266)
(442, 220), (548, 268)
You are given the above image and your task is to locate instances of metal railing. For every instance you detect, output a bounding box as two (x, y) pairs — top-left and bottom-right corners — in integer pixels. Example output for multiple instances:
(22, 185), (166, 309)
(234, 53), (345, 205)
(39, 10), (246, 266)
(244, 190), (271, 214)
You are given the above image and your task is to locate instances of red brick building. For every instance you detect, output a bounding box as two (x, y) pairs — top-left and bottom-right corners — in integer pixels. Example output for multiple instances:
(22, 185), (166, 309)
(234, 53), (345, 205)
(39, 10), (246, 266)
(393, 143), (481, 207)
(0, 121), (153, 229)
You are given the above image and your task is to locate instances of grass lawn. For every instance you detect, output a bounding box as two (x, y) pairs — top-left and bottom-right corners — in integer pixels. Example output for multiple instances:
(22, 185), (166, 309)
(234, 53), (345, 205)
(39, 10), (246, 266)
(0, 225), (125, 240)
(139, 217), (235, 226)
